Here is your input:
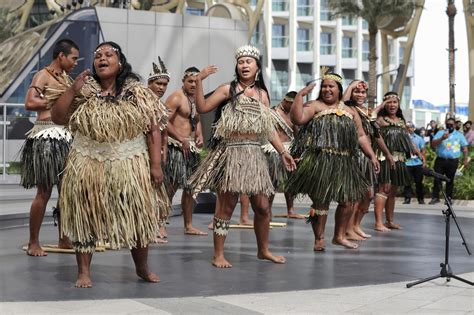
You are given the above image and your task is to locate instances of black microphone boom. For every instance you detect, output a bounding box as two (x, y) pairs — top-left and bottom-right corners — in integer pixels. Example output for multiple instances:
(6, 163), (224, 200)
(422, 167), (451, 182)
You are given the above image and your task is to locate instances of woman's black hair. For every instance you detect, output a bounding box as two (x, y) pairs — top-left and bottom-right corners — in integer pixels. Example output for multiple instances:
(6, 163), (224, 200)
(316, 73), (344, 102)
(92, 41), (141, 95)
(378, 91), (405, 120)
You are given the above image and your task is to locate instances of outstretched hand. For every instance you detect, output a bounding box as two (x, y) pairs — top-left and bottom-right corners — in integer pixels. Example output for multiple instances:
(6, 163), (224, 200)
(199, 65), (219, 80)
(72, 69), (91, 93)
(282, 152), (297, 172)
(371, 157), (381, 174)
(298, 83), (316, 97)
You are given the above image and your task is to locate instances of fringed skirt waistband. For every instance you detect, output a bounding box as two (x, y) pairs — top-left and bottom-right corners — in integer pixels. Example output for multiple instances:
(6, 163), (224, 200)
(168, 137), (201, 153)
(72, 132), (147, 162)
(26, 120), (72, 141)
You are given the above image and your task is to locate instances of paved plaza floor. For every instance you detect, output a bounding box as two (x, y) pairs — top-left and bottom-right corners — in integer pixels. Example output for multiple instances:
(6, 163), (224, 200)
(0, 186), (473, 314)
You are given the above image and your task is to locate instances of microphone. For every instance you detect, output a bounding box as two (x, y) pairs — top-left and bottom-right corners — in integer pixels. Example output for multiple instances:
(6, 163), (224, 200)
(422, 168), (451, 182)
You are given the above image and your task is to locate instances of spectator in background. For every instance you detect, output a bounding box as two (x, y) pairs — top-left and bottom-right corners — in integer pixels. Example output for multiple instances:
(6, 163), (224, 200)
(426, 120), (438, 144)
(403, 122), (426, 204)
(429, 117), (470, 204)
(455, 119), (463, 131)
(463, 120), (473, 145)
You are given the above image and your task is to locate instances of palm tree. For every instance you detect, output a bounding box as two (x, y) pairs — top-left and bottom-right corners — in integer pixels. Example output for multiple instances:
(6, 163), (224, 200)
(446, 0), (456, 117)
(329, 0), (414, 108)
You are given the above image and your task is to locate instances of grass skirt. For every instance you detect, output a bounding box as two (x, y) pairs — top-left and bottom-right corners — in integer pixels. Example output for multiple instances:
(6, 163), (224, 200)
(60, 134), (165, 252)
(286, 149), (369, 204)
(357, 150), (376, 187)
(379, 159), (411, 187)
(20, 121), (72, 188)
(262, 142), (289, 192)
(165, 138), (200, 191)
(189, 141), (274, 196)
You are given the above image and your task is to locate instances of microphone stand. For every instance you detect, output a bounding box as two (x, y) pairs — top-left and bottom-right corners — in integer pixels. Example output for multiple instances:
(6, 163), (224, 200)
(406, 191), (473, 288)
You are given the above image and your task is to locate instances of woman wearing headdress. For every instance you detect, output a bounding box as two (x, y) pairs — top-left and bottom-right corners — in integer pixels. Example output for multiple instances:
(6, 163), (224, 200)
(287, 72), (379, 251)
(188, 45), (296, 268)
(342, 80), (394, 240)
(373, 91), (420, 232)
(50, 41), (169, 287)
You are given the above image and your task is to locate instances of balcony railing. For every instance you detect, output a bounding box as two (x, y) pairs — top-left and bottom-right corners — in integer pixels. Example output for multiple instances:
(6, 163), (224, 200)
(320, 44), (335, 55)
(272, 36), (289, 48)
(320, 10), (333, 21)
(297, 5), (313, 16)
(272, 1), (288, 12)
(297, 40), (313, 51)
(342, 48), (357, 58)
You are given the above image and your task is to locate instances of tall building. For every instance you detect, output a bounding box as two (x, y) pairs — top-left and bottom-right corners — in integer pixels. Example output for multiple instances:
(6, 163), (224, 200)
(252, 0), (414, 107)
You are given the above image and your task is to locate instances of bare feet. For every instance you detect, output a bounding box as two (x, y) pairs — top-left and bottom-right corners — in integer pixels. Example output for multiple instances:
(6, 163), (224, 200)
(257, 250), (286, 264)
(239, 218), (253, 226)
(159, 225), (168, 238)
(58, 237), (73, 250)
(346, 231), (366, 241)
(355, 227), (372, 238)
(184, 227), (208, 236)
(208, 221), (213, 230)
(212, 256), (232, 268)
(385, 221), (402, 230)
(154, 236), (168, 244)
(75, 273), (92, 288)
(374, 224), (391, 232)
(332, 238), (359, 249)
(314, 238), (325, 251)
(287, 212), (306, 219)
(136, 269), (160, 283)
(26, 243), (47, 257)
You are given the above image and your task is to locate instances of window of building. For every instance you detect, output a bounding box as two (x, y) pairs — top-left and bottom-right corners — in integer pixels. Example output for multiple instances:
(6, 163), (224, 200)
(402, 79), (411, 110)
(297, 63), (313, 89)
(362, 20), (368, 29)
(297, 28), (311, 51)
(271, 60), (289, 104)
(342, 15), (355, 25)
(342, 36), (354, 58)
(431, 112), (440, 124)
(362, 40), (369, 61)
(320, 32), (333, 55)
(251, 21), (261, 46)
(415, 111), (425, 128)
(342, 69), (355, 87)
(388, 41), (396, 65)
(272, 0), (288, 12)
(297, 0), (312, 16)
(272, 24), (287, 47)
(399, 46), (405, 64)
(320, 0), (332, 21)
(186, 7), (204, 16)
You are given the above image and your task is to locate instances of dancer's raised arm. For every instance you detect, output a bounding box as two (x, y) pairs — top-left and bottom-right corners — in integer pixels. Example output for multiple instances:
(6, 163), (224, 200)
(194, 65), (221, 113)
(290, 83), (318, 125)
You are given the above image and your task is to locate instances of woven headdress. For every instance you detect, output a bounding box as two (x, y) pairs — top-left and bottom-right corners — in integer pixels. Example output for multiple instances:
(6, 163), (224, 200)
(148, 56), (170, 81)
(320, 66), (343, 84)
(235, 45), (260, 60)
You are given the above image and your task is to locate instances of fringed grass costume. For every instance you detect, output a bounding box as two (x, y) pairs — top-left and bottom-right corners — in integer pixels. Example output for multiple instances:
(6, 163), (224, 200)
(20, 121), (72, 188)
(378, 117), (414, 186)
(20, 71), (73, 189)
(47, 78), (169, 253)
(355, 107), (377, 187)
(165, 136), (200, 192)
(189, 95), (275, 196)
(286, 102), (369, 204)
(262, 108), (294, 192)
